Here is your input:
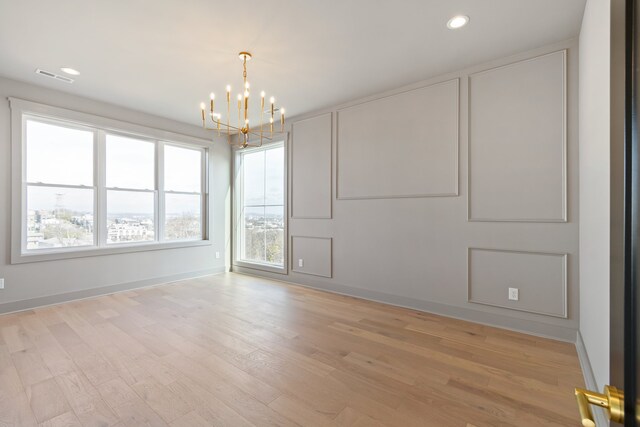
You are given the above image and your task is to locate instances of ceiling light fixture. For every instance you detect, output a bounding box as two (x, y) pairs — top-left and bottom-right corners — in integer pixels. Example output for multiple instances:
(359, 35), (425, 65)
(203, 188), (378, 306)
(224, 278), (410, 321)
(60, 67), (80, 76)
(199, 51), (285, 149)
(447, 15), (469, 29)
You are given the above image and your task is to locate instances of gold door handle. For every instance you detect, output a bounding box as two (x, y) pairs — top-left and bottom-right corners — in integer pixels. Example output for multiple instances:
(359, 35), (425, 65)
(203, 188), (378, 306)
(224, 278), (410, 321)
(574, 385), (624, 426)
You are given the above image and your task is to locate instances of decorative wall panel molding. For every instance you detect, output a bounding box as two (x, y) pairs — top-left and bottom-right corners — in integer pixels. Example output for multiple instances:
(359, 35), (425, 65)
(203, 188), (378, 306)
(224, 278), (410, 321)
(291, 113), (332, 218)
(291, 236), (333, 278)
(336, 78), (459, 199)
(467, 247), (568, 318)
(468, 50), (567, 222)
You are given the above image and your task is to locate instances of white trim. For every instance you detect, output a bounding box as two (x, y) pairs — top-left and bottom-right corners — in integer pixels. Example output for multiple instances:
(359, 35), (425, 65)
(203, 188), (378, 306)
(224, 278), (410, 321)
(232, 139), (288, 274)
(12, 240), (212, 264)
(290, 235), (333, 278)
(97, 129), (107, 246)
(467, 49), (568, 223)
(335, 78), (460, 200)
(10, 98), (211, 264)
(467, 247), (568, 318)
(157, 141), (166, 243)
(290, 112), (334, 219)
(8, 97), (211, 147)
(575, 331), (609, 426)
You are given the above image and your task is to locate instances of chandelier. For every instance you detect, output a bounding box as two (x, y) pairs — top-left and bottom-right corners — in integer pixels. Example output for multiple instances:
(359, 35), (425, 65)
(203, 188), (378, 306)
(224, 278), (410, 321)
(199, 51), (285, 148)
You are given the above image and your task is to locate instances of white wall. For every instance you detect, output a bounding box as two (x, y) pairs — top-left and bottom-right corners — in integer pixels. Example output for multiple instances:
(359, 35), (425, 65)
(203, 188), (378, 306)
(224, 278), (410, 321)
(578, 0), (610, 391)
(0, 76), (231, 311)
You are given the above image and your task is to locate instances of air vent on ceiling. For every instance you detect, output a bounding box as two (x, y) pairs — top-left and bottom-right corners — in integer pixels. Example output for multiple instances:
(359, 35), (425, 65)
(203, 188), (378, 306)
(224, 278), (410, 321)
(35, 68), (74, 83)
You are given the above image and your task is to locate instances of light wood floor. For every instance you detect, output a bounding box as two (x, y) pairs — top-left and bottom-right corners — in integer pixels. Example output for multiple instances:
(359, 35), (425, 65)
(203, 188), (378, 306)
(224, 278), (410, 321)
(0, 273), (584, 427)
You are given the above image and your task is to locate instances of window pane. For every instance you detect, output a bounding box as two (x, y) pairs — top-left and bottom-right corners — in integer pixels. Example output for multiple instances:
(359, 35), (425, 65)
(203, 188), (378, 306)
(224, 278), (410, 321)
(26, 185), (94, 249)
(165, 145), (202, 193)
(106, 134), (155, 190)
(242, 206), (265, 263)
(265, 205), (284, 265)
(26, 120), (93, 186)
(265, 147), (284, 205)
(107, 191), (155, 244)
(243, 150), (265, 206)
(165, 193), (201, 240)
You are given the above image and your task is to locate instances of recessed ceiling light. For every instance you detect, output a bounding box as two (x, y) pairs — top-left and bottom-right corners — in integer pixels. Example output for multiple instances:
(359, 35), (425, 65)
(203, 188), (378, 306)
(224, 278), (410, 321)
(447, 15), (469, 29)
(60, 67), (80, 76)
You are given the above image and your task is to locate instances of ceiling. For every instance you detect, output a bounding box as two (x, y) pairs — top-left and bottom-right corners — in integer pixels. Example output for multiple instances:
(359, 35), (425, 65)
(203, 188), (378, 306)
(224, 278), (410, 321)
(0, 0), (586, 126)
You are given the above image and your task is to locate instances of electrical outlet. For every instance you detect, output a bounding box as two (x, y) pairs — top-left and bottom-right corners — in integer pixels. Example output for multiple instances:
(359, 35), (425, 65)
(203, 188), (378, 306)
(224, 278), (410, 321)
(508, 287), (519, 301)
(298, 259), (304, 268)
(0, 278), (4, 289)
(215, 252), (220, 259)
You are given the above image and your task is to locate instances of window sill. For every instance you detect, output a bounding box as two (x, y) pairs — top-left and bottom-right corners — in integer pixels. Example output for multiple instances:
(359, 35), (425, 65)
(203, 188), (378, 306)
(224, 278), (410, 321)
(233, 260), (287, 275)
(12, 239), (212, 264)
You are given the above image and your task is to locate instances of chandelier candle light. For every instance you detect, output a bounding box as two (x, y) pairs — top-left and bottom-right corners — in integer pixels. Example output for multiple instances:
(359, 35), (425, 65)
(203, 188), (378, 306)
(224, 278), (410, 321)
(199, 51), (285, 148)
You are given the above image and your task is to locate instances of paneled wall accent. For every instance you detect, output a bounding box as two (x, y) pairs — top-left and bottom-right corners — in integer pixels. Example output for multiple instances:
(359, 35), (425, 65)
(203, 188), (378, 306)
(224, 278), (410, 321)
(468, 50), (567, 222)
(336, 78), (459, 200)
(291, 113), (332, 218)
(468, 248), (568, 318)
(240, 40), (580, 341)
(291, 236), (332, 278)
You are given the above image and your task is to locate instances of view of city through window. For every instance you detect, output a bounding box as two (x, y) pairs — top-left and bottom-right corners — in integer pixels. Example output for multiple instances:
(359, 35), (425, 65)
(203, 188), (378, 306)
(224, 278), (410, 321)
(106, 134), (155, 245)
(26, 120), (94, 250)
(27, 186), (95, 249)
(25, 119), (203, 251)
(241, 145), (285, 266)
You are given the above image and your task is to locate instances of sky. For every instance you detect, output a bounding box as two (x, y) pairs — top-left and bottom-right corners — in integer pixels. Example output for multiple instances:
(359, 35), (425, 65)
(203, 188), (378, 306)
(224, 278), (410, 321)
(26, 119), (203, 215)
(243, 146), (284, 206)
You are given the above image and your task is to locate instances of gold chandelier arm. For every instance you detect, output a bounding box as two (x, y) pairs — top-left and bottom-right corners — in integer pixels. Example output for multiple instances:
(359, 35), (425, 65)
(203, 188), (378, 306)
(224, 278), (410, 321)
(203, 124), (278, 141)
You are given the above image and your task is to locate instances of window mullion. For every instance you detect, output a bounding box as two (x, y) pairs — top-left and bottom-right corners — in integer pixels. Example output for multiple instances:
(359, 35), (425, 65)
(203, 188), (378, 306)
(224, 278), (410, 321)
(263, 151), (267, 263)
(239, 153), (245, 261)
(202, 147), (208, 240)
(96, 129), (106, 247)
(157, 141), (165, 243)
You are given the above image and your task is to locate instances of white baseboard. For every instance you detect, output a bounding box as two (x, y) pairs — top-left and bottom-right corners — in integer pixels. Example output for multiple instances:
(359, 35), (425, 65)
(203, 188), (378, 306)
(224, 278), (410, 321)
(575, 330), (609, 426)
(0, 266), (227, 315)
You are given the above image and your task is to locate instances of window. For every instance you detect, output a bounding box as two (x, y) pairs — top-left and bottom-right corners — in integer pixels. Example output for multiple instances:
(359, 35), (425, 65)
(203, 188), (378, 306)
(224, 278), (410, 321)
(13, 99), (209, 263)
(106, 134), (156, 244)
(236, 143), (285, 270)
(25, 120), (95, 250)
(163, 144), (203, 240)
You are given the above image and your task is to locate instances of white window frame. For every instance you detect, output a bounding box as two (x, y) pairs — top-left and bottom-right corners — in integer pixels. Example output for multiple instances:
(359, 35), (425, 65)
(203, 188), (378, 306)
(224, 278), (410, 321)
(233, 140), (288, 274)
(10, 97), (211, 264)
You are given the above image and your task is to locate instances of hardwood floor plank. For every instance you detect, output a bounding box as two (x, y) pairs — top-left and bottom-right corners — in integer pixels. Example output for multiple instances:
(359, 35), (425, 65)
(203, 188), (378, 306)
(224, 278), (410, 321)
(112, 400), (168, 427)
(0, 344), (26, 401)
(26, 377), (71, 424)
(130, 377), (193, 423)
(64, 343), (120, 386)
(12, 346), (53, 387)
(2, 324), (34, 353)
(0, 391), (39, 427)
(269, 394), (336, 427)
(165, 378), (255, 427)
(39, 411), (82, 427)
(334, 406), (388, 427)
(168, 410), (211, 427)
(0, 273), (584, 426)
(97, 378), (139, 411)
